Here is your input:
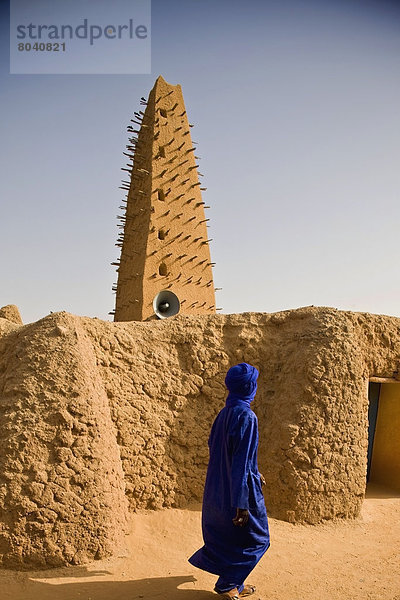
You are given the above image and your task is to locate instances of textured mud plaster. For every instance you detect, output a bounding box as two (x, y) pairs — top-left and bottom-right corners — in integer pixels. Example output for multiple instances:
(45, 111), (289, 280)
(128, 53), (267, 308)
(0, 305), (23, 325)
(0, 306), (400, 568)
(0, 313), (128, 569)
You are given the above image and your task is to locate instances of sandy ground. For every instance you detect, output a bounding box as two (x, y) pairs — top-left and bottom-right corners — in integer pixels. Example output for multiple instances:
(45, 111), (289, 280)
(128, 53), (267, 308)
(0, 484), (399, 600)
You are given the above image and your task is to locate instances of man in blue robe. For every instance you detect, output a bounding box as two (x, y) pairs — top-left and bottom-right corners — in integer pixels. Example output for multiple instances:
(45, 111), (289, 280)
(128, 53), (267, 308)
(189, 363), (270, 599)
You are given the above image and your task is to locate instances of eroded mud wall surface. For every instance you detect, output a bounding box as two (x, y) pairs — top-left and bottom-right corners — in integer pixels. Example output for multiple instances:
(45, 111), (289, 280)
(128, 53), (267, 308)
(84, 308), (400, 524)
(0, 307), (399, 567)
(0, 314), (129, 568)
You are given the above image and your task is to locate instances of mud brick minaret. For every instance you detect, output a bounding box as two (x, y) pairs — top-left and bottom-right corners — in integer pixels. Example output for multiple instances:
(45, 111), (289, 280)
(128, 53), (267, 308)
(112, 76), (216, 321)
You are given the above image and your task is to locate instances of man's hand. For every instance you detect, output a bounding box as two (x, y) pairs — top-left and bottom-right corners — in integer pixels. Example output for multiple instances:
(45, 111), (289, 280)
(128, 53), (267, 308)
(232, 508), (249, 527)
(259, 473), (266, 487)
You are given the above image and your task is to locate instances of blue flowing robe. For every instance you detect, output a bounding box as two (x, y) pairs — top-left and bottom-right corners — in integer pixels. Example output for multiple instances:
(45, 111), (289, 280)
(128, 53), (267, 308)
(189, 397), (270, 584)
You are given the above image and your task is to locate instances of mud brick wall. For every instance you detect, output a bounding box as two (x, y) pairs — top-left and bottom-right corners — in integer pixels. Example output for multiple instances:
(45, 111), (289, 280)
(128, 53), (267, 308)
(1, 306), (399, 567)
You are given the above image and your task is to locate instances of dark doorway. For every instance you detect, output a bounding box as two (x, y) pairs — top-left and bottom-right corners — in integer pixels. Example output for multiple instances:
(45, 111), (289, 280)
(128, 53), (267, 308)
(367, 381), (400, 491)
(367, 382), (380, 482)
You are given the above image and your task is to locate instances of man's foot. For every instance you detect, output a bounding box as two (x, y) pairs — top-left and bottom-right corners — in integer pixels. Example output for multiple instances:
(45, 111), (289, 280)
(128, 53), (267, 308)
(214, 587), (240, 599)
(239, 584), (256, 597)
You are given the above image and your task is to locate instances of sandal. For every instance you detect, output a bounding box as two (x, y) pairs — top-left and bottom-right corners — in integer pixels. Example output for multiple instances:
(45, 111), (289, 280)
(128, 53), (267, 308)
(239, 584), (256, 597)
(214, 587), (240, 600)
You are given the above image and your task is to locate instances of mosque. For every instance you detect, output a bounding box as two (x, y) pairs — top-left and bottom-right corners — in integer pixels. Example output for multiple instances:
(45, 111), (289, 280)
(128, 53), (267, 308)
(0, 77), (399, 568)
(111, 75), (216, 322)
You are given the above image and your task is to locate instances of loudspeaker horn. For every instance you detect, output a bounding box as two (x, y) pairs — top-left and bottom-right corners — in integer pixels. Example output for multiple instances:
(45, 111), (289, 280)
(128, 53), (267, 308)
(153, 290), (180, 319)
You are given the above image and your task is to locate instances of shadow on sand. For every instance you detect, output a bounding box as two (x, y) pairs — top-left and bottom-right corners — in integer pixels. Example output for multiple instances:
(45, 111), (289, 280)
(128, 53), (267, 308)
(0, 572), (215, 600)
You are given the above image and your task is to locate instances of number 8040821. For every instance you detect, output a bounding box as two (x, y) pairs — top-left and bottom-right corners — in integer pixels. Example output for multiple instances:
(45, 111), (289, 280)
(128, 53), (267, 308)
(18, 42), (66, 51)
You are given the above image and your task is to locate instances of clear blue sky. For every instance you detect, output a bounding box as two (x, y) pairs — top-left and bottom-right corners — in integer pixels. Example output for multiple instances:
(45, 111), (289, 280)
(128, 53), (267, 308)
(1, 0), (399, 323)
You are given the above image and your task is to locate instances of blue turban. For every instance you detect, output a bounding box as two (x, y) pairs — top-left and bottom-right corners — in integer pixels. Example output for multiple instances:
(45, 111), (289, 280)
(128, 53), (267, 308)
(225, 362), (259, 405)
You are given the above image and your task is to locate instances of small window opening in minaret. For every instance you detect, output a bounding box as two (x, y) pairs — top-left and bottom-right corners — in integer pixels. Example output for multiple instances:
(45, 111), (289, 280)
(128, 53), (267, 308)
(158, 189), (165, 201)
(159, 263), (168, 276)
(160, 109), (167, 118)
(158, 229), (167, 240)
(159, 145), (166, 158)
